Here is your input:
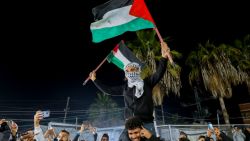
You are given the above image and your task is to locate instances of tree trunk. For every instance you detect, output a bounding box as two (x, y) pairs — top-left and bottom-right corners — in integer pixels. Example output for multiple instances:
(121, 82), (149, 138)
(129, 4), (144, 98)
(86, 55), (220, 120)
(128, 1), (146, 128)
(218, 97), (230, 124)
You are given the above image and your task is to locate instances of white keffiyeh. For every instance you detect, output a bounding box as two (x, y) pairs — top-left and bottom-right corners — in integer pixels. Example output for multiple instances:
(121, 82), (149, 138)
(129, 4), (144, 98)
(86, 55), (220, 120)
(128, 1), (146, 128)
(127, 78), (144, 98)
(124, 62), (144, 98)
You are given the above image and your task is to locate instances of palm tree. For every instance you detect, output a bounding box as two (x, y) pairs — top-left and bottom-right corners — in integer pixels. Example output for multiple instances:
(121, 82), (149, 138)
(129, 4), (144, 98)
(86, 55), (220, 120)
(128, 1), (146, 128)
(229, 35), (250, 92)
(186, 40), (248, 124)
(126, 30), (182, 106)
(87, 93), (123, 127)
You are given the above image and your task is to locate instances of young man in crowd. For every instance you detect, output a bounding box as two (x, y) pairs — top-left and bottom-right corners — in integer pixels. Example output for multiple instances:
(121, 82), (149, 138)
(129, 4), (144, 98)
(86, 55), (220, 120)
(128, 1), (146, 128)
(124, 116), (162, 141)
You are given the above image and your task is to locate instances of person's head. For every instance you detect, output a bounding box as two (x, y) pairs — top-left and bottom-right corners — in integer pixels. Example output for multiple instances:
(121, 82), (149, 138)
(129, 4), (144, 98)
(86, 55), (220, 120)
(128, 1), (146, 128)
(101, 133), (109, 141)
(124, 62), (141, 81)
(125, 116), (143, 141)
(20, 130), (35, 141)
(57, 130), (70, 141)
(197, 135), (205, 141)
(179, 131), (188, 139)
(213, 127), (220, 137)
(233, 125), (240, 131)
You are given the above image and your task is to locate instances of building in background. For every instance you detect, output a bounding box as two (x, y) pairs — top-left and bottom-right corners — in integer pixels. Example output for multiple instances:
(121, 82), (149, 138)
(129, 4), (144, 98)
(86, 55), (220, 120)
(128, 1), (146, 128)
(239, 103), (250, 124)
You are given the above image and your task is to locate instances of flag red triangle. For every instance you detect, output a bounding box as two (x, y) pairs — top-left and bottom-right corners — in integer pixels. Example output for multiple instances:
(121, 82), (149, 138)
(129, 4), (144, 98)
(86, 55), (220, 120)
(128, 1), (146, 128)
(129, 0), (155, 24)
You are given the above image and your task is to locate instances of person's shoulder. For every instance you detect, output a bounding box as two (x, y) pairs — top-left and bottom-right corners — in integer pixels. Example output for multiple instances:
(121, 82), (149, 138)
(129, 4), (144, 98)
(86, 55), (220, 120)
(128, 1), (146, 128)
(220, 132), (233, 141)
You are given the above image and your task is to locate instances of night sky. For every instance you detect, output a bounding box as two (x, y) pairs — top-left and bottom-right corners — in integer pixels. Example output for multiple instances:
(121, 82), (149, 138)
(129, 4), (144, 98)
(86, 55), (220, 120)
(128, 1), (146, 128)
(1, 0), (249, 130)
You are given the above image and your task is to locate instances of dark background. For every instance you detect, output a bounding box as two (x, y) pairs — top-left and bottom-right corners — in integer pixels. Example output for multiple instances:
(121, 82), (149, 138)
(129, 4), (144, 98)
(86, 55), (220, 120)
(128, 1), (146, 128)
(0, 0), (249, 130)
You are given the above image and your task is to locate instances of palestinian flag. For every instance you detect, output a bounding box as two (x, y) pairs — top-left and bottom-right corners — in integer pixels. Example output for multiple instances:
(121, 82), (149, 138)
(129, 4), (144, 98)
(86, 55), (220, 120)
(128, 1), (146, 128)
(90, 0), (155, 43)
(107, 40), (143, 70)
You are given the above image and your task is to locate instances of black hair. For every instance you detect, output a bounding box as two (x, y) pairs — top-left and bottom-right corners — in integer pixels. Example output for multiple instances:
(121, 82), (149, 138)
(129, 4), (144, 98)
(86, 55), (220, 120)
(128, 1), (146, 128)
(198, 135), (205, 139)
(60, 129), (70, 135)
(179, 131), (187, 137)
(125, 116), (143, 130)
(101, 133), (109, 140)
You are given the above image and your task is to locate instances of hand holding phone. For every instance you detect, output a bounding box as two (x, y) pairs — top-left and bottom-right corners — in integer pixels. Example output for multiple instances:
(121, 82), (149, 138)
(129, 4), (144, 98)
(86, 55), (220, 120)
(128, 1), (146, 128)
(42, 110), (50, 118)
(6, 120), (13, 127)
(208, 122), (214, 130)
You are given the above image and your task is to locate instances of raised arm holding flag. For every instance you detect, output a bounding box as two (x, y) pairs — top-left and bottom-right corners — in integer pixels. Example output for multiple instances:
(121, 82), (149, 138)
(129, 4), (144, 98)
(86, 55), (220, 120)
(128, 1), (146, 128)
(89, 41), (170, 141)
(129, 0), (173, 64)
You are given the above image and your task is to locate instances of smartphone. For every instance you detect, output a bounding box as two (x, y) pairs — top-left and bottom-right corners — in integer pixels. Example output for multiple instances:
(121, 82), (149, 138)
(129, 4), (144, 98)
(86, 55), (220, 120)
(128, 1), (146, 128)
(42, 110), (50, 118)
(208, 122), (214, 130)
(6, 120), (13, 127)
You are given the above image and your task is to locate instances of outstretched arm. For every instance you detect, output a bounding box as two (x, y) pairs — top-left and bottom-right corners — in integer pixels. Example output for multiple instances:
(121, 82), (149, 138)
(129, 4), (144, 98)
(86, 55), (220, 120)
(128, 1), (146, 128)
(148, 42), (169, 86)
(34, 111), (46, 141)
(89, 71), (124, 96)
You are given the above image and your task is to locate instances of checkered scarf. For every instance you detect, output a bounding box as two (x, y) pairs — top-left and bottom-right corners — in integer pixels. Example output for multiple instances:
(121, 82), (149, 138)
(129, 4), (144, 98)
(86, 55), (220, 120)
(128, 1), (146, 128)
(124, 63), (144, 98)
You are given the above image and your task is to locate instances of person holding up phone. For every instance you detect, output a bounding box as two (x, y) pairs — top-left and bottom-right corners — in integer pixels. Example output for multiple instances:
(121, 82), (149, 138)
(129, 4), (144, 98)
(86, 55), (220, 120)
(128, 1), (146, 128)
(205, 122), (216, 141)
(34, 110), (72, 141)
(205, 129), (215, 141)
(34, 110), (46, 141)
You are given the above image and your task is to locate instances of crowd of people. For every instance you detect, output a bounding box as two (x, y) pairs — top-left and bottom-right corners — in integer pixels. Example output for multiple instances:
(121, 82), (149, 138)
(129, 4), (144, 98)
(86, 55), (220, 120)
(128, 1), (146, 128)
(1, 40), (249, 141)
(0, 110), (111, 141)
(0, 111), (163, 141)
(1, 113), (250, 141)
(178, 125), (250, 141)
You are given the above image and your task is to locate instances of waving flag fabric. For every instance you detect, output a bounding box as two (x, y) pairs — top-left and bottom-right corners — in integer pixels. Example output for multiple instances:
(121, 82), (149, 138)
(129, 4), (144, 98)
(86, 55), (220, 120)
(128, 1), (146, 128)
(129, 0), (155, 24)
(90, 0), (155, 43)
(107, 40), (143, 70)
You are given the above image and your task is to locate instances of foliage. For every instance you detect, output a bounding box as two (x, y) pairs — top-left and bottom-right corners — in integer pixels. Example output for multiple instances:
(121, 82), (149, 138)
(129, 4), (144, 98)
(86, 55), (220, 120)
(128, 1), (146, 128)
(87, 93), (123, 127)
(127, 30), (182, 106)
(186, 35), (250, 124)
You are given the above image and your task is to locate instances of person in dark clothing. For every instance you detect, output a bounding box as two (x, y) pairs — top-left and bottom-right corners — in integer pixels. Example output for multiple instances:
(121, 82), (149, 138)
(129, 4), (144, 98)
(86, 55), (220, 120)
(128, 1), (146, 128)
(214, 127), (232, 141)
(89, 42), (170, 137)
(90, 42), (170, 141)
(243, 127), (250, 141)
(125, 116), (162, 141)
(0, 119), (18, 141)
(0, 120), (10, 141)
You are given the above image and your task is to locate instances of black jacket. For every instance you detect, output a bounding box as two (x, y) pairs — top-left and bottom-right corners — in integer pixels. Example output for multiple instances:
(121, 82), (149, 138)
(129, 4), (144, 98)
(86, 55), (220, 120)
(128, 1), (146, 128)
(93, 58), (167, 123)
(0, 122), (11, 141)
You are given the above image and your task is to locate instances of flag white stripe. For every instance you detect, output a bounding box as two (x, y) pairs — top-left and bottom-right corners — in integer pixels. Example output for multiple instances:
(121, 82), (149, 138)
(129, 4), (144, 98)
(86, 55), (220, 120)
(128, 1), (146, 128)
(90, 5), (137, 30)
(113, 49), (131, 68)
